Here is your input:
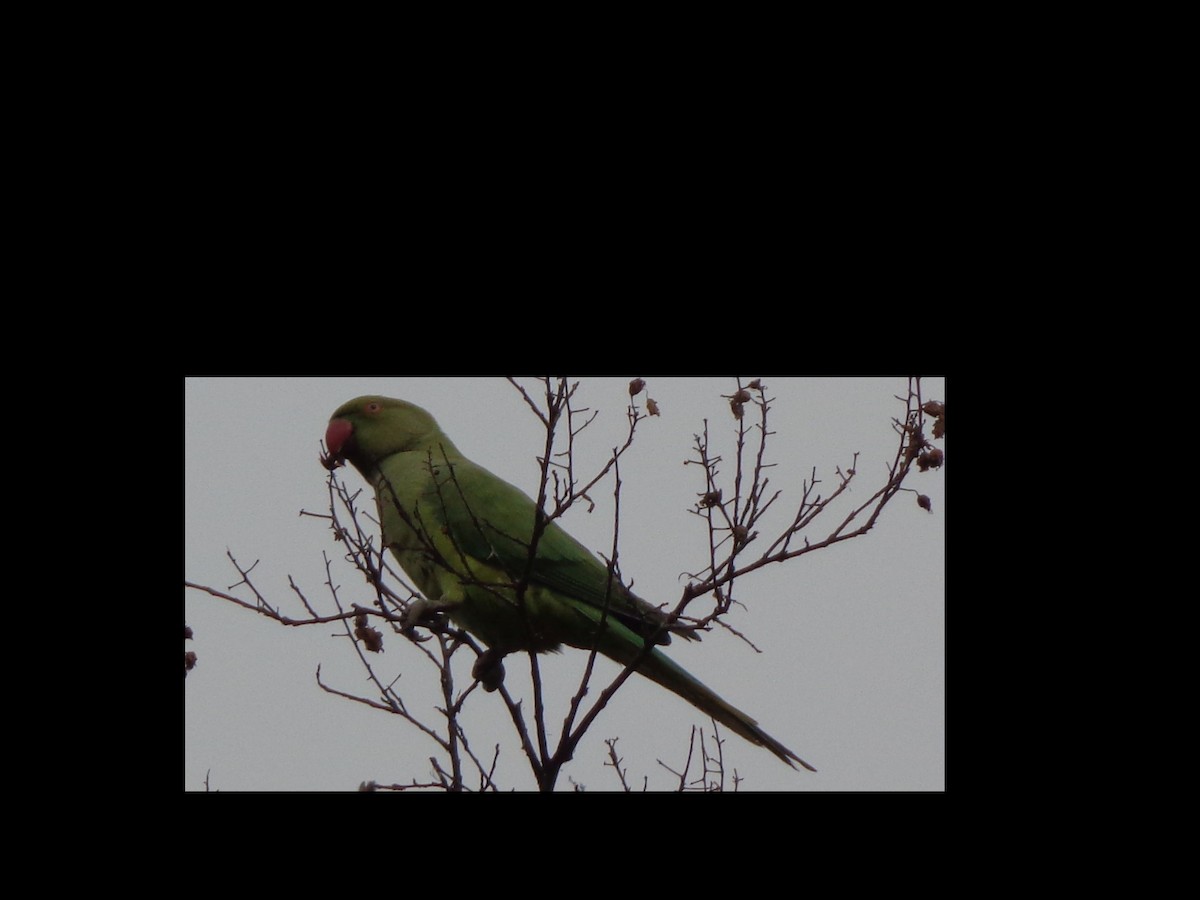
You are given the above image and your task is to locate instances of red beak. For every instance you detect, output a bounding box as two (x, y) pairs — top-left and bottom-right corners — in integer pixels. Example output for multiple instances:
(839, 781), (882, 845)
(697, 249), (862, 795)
(325, 418), (353, 459)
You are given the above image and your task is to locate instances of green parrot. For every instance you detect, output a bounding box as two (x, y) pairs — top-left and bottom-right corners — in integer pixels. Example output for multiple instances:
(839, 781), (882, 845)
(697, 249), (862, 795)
(323, 395), (814, 771)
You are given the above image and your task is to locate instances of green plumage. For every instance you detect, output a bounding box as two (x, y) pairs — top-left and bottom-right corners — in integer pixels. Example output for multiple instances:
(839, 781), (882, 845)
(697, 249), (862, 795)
(324, 395), (814, 771)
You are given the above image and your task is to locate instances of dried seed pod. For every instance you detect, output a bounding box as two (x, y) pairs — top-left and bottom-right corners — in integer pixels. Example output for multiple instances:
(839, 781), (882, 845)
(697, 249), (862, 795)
(917, 447), (944, 471)
(355, 623), (384, 653)
(699, 489), (723, 508)
(647, 398), (660, 416)
(629, 378), (646, 396)
(917, 494), (932, 512)
(932, 415), (945, 439)
(922, 400), (945, 417)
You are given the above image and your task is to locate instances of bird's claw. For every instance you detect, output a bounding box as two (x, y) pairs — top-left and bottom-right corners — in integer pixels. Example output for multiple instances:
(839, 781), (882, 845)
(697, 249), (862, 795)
(472, 649), (507, 692)
(404, 598), (438, 628)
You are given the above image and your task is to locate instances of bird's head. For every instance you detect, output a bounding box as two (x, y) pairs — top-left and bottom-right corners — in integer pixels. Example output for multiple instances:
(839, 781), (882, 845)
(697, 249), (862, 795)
(322, 395), (452, 477)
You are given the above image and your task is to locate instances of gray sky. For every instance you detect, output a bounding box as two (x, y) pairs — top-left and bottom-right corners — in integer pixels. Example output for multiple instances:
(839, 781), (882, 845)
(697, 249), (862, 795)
(185, 376), (945, 791)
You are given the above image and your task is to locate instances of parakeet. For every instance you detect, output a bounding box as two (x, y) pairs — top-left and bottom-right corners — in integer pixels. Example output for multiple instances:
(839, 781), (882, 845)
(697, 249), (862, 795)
(323, 395), (814, 771)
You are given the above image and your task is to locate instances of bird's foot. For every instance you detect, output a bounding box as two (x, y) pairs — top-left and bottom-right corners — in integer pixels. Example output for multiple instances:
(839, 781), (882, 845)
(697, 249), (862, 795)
(403, 598), (441, 630)
(472, 648), (507, 692)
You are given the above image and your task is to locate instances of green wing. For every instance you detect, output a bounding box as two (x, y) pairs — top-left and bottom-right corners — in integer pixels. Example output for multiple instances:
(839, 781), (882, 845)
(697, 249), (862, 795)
(432, 457), (686, 645)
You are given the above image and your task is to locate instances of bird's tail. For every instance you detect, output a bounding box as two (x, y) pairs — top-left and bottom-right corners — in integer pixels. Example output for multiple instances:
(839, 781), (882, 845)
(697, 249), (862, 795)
(571, 603), (815, 771)
(636, 644), (817, 772)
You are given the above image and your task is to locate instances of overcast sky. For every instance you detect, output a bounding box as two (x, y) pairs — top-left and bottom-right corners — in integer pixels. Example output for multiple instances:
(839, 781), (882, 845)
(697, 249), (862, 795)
(184, 376), (945, 792)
